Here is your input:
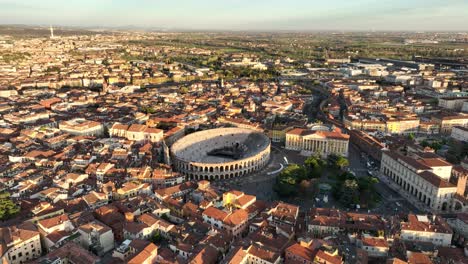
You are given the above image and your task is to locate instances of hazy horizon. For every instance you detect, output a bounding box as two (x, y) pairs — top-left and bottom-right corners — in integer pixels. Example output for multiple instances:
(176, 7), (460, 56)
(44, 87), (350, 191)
(1, 0), (467, 31)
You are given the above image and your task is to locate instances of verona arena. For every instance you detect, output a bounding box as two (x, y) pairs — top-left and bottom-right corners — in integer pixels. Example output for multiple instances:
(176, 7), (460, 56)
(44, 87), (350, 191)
(170, 128), (271, 180)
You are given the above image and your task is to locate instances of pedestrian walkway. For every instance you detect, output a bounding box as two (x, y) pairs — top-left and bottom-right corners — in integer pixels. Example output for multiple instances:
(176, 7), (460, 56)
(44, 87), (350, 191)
(376, 172), (430, 213)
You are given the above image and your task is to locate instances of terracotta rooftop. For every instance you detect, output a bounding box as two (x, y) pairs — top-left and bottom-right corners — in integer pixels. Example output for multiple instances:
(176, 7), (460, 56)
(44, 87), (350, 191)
(401, 214), (452, 234)
(417, 171), (455, 188)
(203, 207), (229, 222)
(418, 158), (452, 168)
(223, 209), (248, 227)
(39, 241), (100, 264)
(0, 222), (40, 255)
(315, 249), (343, 264)
(128, 242), (158, 264)
(78, 220), (111, 234)
(286, 128), (349, 140)
(361, 237), (389, 248)
(247, 245), (280, 263)
(38, 214), (69, 230)
(408, 252), (432, 264)
(285, 242), (316, 262)
(188, 245), (218, 264)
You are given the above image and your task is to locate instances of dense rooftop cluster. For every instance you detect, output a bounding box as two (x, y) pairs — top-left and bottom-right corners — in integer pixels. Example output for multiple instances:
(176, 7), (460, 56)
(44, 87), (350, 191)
(0, 30), (467, 263)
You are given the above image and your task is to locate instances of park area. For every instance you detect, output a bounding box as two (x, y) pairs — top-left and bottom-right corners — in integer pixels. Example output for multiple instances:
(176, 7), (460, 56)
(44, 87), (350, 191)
(273, 154), (381, 210)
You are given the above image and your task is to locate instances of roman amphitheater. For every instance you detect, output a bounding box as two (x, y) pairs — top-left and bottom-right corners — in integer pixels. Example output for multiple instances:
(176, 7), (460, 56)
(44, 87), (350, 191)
(171, 128), (271, 180)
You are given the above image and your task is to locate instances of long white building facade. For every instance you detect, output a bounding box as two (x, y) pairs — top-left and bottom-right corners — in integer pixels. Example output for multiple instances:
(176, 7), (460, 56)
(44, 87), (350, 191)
(380, 150), (467, 213)
(285, 127), (349, 157)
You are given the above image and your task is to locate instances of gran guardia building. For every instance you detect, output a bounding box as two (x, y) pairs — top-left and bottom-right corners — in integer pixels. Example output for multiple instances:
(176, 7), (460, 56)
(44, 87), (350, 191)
(380, 150), (467, 213)
(285, 125), (349, 157)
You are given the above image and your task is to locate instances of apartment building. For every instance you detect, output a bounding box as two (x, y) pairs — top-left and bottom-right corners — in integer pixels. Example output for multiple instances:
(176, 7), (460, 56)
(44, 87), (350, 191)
(202, 207), (249, 238)
(285, 239), (344, 264)
(451, 126), (468, 142)
(357, 236), (389, 258)
(110, 123), (163, 143)
(307, 208), (385, 237)
(386, 118), (420, 135)
(78, 221), (115, 254)
(438, 97), (468, 111)
(0, 223), (42, 264)
(59, 118), (104, 136)
(447, 213), (468, 238)
(222, 190), (256, 210)
(114, 182), (151, 200)
(432, 115), (468, 134)
(400, 214), (453, 247)
(223, 245), (281, 264)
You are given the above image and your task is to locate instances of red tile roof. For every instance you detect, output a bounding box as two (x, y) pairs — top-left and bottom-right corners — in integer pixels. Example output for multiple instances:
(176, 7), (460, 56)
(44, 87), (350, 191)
(203, 207), (229, 221)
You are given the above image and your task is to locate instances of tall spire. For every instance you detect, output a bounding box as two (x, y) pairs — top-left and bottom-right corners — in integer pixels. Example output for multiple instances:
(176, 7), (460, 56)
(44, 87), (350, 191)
(50, 25), (54, 38)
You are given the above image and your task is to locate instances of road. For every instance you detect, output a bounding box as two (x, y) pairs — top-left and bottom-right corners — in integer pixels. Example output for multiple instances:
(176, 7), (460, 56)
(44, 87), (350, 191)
(336, 233), (357, 264)
(348, 144), (421, 215)
(212, 144), (284, 202)
(212, 143), (307, 202)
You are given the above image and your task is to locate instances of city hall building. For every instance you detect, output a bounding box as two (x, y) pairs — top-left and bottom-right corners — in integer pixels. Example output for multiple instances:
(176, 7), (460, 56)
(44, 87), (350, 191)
(285, 125), (349, 157)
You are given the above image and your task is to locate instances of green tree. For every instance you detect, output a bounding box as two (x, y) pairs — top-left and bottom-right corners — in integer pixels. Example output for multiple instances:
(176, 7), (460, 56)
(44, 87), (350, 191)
(446, 139), (468, 164)
(304, 155), (325, 178)
(0, 192), (19, 221)
(160, 213), (170, 221)
(327, 154), (339, 168)
(273, 164), (307, 197)
(150, 230), (163, 244)
(179, 86), (189, 94)
(141, 106), (156, 114)
(337, 171), (356, 182)
(357, 176), (380, 208)
(357, 177), (379, 192)
(336, 156), (349, 169)
(282, 164), (307, 182)
(273, 182), (297, 197)
(421, 140), (430, 148)
(328, 154), (349, 169)
(339, 179), (360, 207)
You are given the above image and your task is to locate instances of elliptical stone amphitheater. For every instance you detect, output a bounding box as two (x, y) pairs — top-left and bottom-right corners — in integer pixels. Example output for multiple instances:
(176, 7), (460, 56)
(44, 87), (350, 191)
(171, 128), (271, 180)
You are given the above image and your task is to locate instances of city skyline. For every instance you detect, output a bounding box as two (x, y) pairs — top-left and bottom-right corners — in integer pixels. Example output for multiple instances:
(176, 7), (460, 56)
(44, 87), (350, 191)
(1, 0), (468, 31)
(0, 1), (468, 263)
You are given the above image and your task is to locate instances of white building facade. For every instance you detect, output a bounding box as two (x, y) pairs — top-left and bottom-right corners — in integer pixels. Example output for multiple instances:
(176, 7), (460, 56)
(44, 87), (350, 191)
(380, 151), (460, 213)
(285, 128), (349, 157)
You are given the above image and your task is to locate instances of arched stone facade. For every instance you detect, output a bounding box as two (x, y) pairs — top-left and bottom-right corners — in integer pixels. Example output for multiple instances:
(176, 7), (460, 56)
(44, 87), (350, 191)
(171, 128), (271, 180)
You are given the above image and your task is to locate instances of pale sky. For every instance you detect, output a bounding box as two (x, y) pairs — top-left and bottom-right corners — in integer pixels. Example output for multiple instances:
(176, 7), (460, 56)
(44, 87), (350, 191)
(0, 0), (467, 31)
